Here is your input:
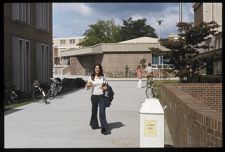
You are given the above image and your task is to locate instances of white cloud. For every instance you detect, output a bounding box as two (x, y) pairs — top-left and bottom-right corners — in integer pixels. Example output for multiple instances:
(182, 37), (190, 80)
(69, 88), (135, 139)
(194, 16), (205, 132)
(131, 14), (145, 20)
(53, 3), (194, 38)
(78, 3), (92, 15)
(53, 3), (93, 16)
(144, 4), (194, 38)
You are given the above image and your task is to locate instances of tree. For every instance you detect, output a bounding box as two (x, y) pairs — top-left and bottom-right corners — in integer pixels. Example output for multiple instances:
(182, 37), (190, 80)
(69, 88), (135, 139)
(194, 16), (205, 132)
(78, 17), (158, 47)
(77, 19), (119, 47)
(117, 17), (158, 41)
(158, 21), (219, 82)
(139, 58), (147, 68)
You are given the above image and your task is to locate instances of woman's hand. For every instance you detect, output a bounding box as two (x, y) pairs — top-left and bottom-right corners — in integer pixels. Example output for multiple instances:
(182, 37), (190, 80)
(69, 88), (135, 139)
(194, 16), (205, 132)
(86, 81), (93, 89)
(102, 86), (108, 90)
(101, 83), (108, 90)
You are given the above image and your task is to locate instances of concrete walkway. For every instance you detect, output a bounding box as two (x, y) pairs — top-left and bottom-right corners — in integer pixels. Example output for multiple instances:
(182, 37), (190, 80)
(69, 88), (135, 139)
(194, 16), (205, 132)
(53, 74), (179, 81)
(4, 81), (173, 148)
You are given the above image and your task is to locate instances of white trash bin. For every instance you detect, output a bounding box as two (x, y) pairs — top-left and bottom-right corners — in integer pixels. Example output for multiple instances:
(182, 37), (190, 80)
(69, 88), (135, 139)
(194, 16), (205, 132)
(140, 98), (164, 147)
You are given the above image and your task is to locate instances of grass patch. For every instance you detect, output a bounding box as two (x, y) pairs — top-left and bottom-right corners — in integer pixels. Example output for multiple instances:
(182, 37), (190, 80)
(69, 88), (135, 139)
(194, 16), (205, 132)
(4, 99), (34, 111)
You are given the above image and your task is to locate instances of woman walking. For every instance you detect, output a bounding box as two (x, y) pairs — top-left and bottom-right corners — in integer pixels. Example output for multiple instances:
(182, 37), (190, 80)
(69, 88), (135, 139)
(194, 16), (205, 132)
(136, 64), (143, 88)
(85, 63), (110, 135)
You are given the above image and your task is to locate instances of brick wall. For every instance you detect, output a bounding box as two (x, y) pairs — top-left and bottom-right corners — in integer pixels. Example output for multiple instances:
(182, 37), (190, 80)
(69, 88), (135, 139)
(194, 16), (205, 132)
(177, 83), (222, 112)
(160, 83), (222, 147)
(70, 57), (86, 75)
(70, 52), (151, 77)
(102, 53), (151, 75)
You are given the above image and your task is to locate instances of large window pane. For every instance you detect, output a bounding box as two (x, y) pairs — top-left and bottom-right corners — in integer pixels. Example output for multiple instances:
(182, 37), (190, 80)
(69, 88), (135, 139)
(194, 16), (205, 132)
(152, 54), (159, 64)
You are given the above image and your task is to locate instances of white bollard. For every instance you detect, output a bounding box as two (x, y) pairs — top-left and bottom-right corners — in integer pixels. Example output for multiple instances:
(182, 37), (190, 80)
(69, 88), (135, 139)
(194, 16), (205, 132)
(140, 98), (164, 147)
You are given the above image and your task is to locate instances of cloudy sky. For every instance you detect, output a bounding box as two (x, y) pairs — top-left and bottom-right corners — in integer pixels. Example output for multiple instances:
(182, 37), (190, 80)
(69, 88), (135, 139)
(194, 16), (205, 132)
(53, 3), (194, 39)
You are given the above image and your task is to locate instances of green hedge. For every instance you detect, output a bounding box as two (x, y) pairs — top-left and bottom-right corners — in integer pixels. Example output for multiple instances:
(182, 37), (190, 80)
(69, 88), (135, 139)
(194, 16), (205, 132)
(62, 78), (86, 88)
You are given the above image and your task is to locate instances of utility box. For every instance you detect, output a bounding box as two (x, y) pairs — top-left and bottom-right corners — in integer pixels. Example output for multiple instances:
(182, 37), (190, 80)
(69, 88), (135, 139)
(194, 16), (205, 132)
(140, 98), (164, 147)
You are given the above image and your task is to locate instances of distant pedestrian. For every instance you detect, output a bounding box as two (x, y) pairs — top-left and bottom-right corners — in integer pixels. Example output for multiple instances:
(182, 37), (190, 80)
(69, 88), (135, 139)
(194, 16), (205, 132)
(136, 64), (143, 88)
(85, 63), (111, 135)
(145, 63), (153, 80)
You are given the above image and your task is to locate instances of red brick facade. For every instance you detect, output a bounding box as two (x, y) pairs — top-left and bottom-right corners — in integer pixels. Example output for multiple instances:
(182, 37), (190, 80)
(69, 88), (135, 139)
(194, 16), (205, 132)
(177, 83), (222, 112)
(70, 52), (152, 77)
(160, 83), (222, 147)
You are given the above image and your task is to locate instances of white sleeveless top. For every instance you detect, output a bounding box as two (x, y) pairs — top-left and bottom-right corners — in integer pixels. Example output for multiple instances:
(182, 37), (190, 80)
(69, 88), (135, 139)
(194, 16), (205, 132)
(87, 75), (107, 95)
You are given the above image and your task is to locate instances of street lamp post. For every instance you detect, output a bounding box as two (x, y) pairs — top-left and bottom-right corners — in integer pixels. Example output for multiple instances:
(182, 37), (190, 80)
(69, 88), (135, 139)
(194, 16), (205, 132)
(156, 19), (163, 70)
(156, 19), (163, 40)
(179, 3), (183, 23)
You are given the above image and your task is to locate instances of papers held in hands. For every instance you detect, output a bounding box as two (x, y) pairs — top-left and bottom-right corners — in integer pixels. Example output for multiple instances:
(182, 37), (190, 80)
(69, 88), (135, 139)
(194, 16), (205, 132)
(86, 81), (93, 90)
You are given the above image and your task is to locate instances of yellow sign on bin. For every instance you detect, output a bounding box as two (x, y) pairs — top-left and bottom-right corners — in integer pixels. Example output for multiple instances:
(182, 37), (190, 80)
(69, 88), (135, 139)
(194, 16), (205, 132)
(144, 120), (157, 137)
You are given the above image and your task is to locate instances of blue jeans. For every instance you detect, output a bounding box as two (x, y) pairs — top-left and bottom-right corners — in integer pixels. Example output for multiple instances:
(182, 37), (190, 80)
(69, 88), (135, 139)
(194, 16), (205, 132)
(90, 95), (108, 130)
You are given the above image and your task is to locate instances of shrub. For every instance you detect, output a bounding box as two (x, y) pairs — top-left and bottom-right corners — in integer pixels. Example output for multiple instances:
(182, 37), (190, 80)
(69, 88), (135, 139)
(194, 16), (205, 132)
(62, 78), (86, 88)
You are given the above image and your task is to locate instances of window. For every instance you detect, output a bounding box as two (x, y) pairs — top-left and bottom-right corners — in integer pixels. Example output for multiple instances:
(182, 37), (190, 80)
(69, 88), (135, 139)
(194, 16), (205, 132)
(152, 54), (159, 64)
(12, 3), (30, 24)
(60, 40), (66, 44)
(70, 39), (75, 44)
(206, 60), (213, 75)
(54, 48), (58, 57)
(152, 54), (169, 68)
(54, 57), (60, 65)
(12, 36), (30, 92)
(36, 3), (50, 31)
(214, 60), (222, 75)
(36, 43), (51, 84)
(61, 57), (70, 65)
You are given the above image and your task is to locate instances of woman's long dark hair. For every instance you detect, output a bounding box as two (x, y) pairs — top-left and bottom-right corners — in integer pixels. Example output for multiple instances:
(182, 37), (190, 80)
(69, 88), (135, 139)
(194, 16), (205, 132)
(91, 63), (104, 81)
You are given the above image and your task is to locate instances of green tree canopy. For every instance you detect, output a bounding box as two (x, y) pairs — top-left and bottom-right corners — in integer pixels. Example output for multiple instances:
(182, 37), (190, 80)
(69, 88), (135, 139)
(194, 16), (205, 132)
(78, 17), (158, 47)
(117, 17), (157, 41)
(77, 19), (119, 47)
(159, 21), (219, 82)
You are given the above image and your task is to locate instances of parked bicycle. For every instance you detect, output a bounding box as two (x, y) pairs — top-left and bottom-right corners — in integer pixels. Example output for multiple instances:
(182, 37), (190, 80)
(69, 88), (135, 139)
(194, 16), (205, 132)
(4, 84), (23, 105)
(48, 77), (63, 100)
(145, 76), (157, 98)
(32, 80), (50, 104)
(54, 77), (63, 93)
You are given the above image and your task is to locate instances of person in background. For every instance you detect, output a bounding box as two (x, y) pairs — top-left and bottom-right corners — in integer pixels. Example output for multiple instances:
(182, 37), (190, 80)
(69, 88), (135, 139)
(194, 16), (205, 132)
(85, 63), (111, 135)
(145, 63), (154, 80)
(136, 64), (144, 88)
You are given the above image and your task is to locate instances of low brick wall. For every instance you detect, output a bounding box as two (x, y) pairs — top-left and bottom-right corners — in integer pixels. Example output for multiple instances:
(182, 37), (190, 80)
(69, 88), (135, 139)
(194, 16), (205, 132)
(177, 83), (222, 112)
(160, 83), (222, 147)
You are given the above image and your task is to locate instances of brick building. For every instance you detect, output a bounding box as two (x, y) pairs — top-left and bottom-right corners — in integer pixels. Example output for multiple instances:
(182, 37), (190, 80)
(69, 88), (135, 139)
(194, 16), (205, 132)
(4, 3), (53, 92)
(60, 37), (170, 77)
(52, 37), (84, 75)
(53, 37), (84, 65)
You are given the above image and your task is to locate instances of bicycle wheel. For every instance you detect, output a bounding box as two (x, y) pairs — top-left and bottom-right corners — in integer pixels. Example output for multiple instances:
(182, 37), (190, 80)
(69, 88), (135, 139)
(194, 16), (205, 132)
(48, 89), (57, 100)
(152, 85), (158, 98)
(6, 91), (12, 105)
(145, 87), (153, 98)
(57, 84), (62, 93)
(33, 90), (42, 102)
(7, 91), (18, 104)
(15, 90), (23, 103)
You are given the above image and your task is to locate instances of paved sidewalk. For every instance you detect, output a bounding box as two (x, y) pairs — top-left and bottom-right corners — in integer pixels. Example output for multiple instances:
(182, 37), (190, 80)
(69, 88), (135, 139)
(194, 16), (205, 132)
(4, 81), (173, 148)
(53, 74), (179, 81)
